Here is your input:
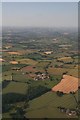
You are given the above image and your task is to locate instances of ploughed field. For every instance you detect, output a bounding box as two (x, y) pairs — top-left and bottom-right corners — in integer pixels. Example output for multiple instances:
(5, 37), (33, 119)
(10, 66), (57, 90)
(52, 75), (79, 93)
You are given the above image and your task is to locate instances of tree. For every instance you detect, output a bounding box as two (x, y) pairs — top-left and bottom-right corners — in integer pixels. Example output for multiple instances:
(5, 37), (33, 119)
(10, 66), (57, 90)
(56, 91), (64, 97)
(55, 64), (58, 68)
(49, 75), (54, 81)
(27, 85), (50, 100)
(10, 107), (26, 119)
(70, 91), (78, 105)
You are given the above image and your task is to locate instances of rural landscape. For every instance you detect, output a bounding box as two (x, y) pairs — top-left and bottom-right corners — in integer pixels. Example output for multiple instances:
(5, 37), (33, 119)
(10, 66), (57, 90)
(1, 2), (79, 119)
(1, 27), (80, 119)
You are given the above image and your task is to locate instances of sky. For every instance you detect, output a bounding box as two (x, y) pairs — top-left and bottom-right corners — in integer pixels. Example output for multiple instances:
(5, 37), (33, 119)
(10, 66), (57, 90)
(1, 0), (79, 2)
(2, 2), (78, 28)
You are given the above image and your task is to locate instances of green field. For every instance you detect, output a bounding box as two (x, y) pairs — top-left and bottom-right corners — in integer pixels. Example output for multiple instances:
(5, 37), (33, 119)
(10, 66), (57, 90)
(3, 81), (28, 94)
(26, 91), (78, 118)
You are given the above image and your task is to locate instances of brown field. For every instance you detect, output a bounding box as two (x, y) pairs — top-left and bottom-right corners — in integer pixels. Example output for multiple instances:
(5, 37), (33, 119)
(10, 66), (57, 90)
(21, 66), (37, 73)
(10, 61), (18, 64)
(52, 75), (79, 93)
(18, 49), (37, 54)
(8, 51), (21, 55)
(29, 73), (36, 78)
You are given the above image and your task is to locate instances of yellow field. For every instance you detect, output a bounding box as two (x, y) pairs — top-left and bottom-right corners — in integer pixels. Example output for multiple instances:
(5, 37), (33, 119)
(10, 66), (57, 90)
(48, 67), (68, 75)
(8, 51), (21, 55)
(57, 57), (73, 63)
(48, 67), (78, 77)
(36, 61), (50, 68)
(16, 58), (37, 65)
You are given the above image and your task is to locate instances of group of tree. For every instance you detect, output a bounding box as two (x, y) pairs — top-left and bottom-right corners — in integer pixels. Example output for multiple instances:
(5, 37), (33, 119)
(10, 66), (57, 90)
(56, 91), (64, 97)
(27, 85), (51, 100)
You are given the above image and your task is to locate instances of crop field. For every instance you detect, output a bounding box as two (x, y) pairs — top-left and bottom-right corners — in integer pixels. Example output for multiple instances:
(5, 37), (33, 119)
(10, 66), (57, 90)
(52, 75), (79, 93)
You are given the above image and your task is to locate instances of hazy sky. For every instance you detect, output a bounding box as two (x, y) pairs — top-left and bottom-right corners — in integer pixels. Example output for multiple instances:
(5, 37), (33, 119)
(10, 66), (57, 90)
(2, 2), (78, 28)
(1, 0), (79, 2)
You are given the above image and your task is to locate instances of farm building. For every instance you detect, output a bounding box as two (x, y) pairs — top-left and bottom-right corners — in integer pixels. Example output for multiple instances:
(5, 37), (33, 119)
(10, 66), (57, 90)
(11, 67), (20, 70)
(0, 58), (5, 62)
(34, 73), (49, 81)
(5, 45), (12, 49)
(44, 51), (53, 55)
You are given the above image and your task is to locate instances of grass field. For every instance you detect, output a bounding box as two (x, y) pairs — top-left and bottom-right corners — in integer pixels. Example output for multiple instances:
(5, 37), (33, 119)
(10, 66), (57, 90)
(67, 68), (78, 78)
(16, 59), (37, 65)
(47, 67), (68, 75)
(3, 81), (28, 94)
(26, 91), (78, 118)
(47, 67), (78, 78)
(36, 61), (50, 68)
(57, 57), (73, 63)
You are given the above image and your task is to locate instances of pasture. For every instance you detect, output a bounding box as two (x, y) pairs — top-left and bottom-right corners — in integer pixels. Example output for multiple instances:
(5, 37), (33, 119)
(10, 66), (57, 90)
(16, 59), (37, 65)
(3, 81), (28, 95)
(47, 67), (78, 77)
(57, 57), (73, 63)
(47, 67), (68, 75)
(26, 91), (78, 118)
(36, 61), (50, 68)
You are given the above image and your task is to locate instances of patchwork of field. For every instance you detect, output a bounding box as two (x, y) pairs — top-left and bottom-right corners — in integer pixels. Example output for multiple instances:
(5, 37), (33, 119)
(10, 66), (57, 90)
(2, 30), (79, 118)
